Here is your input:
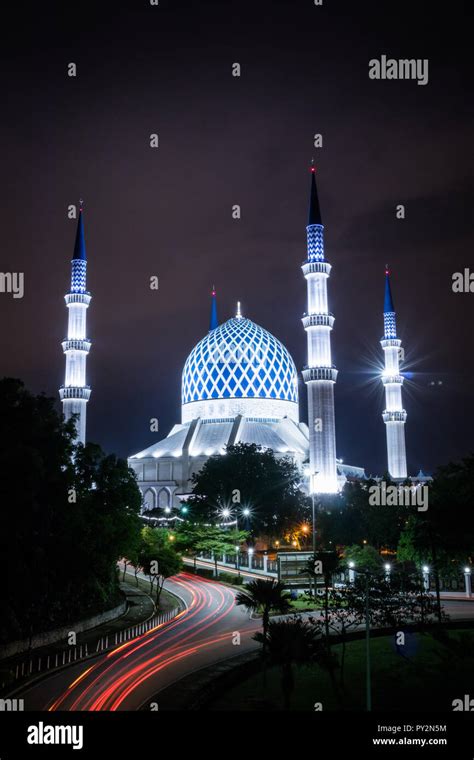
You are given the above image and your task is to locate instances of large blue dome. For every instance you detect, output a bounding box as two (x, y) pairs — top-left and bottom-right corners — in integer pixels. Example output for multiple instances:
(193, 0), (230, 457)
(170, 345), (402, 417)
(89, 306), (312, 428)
(181, 316), (299, 423)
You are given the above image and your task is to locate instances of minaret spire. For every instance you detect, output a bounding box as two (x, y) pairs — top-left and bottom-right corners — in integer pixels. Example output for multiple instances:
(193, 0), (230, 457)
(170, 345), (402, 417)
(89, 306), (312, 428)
(73, 201), (86, 261)
(209, 285), (218, 331)
(301, 165), (338, 493)
(308, 160), (323, 225)
(59, 202), (92, 445)
(381, 267), (407, 478)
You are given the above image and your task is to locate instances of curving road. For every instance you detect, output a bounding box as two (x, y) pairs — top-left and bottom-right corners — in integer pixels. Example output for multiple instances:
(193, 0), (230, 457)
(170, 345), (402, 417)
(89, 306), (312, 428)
(16, 572), (474, 712)
(19, 572), (259, 711)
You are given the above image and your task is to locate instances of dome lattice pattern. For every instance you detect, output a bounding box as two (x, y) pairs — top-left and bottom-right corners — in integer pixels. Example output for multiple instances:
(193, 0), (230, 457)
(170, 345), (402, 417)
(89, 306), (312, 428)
(182, 318), (299, 406)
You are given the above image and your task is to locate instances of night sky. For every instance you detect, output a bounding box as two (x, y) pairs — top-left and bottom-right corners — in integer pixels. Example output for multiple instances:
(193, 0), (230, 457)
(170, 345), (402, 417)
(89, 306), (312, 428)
(2, 0), (472, 475)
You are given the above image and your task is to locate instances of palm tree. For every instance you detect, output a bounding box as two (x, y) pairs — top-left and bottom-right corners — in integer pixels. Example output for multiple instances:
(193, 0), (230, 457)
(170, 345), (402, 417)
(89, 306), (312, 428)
(254, 618), (325, 709)
(235, 579), (292, 686)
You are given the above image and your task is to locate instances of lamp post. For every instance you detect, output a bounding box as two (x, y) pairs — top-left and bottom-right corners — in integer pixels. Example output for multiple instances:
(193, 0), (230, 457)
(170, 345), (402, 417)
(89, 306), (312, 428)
(422, 565), (430, 592)
(464, 566), (472, 598)
(348, 560), (355, 584)
(304, 468), (319, 555)
(235, 507), (251, 576)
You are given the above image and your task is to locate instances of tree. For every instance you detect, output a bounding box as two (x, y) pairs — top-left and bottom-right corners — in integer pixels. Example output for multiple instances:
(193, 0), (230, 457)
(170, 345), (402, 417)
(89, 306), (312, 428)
(311, 585), (363, 688)
(344, 544), (382, 574)
(254, 618), (325, 709)
(397, 456), (474, 623)
(138, 527), (182, 603)
(173, 523), (207, 571)
(188, 443), (308, 540)
(235, 579), (292, 687)
(174, 524), (248, 577)
(316, 479), (410, 553)
(344, 570), (446, 634)
(0, 378), (142, 643)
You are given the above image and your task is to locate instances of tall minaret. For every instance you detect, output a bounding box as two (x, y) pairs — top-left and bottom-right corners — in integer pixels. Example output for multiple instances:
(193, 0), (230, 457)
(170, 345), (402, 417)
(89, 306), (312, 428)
(302, 165), (338, 493)
(381, 267), (407, 479)
(59, 202), (92, 444)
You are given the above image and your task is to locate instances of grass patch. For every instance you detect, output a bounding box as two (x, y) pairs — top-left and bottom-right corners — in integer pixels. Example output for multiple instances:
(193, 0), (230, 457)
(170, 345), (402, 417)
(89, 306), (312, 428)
(121, 572), (179, 613)
(209, 628), (474, 711)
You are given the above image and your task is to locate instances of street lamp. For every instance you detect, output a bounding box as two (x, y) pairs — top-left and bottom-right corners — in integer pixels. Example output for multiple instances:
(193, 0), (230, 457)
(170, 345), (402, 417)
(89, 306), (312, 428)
(304, 466), (319, 554)
(464, 566), (472, 598)
(348, 561), (355, 584)
(422, 565), (430, 592)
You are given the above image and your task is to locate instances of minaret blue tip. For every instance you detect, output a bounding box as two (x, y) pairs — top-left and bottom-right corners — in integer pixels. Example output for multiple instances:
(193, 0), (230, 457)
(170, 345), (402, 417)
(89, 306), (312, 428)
(73, 203), (87, 261)
(384, 267), (395, 313)
(209, 286), (218, 331)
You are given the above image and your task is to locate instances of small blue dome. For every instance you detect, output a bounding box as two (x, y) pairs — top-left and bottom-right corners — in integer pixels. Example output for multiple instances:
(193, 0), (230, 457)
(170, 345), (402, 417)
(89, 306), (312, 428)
(182, 317), (299, 409)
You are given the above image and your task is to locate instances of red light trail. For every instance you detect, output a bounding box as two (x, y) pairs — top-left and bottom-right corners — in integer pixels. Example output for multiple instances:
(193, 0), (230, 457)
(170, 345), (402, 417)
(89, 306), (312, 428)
(41, 573), (258, 712)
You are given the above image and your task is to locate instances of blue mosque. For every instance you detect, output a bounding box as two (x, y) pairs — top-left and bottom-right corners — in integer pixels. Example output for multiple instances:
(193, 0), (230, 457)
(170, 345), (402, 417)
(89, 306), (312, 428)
(60, 168), (415, 514)
(127, 169), (368, 511)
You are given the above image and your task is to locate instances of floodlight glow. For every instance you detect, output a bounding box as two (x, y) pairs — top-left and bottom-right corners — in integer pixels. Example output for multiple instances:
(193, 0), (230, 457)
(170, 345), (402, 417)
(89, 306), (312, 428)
(464, 567), (471, 574)
(422, 565), (429, 573)
(348, 561), (355, 568)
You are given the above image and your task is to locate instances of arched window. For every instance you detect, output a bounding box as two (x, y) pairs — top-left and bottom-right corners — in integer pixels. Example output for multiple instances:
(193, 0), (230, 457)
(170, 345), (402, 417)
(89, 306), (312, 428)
(142, 488), (156, 511)
(158, 488), (170, 508)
